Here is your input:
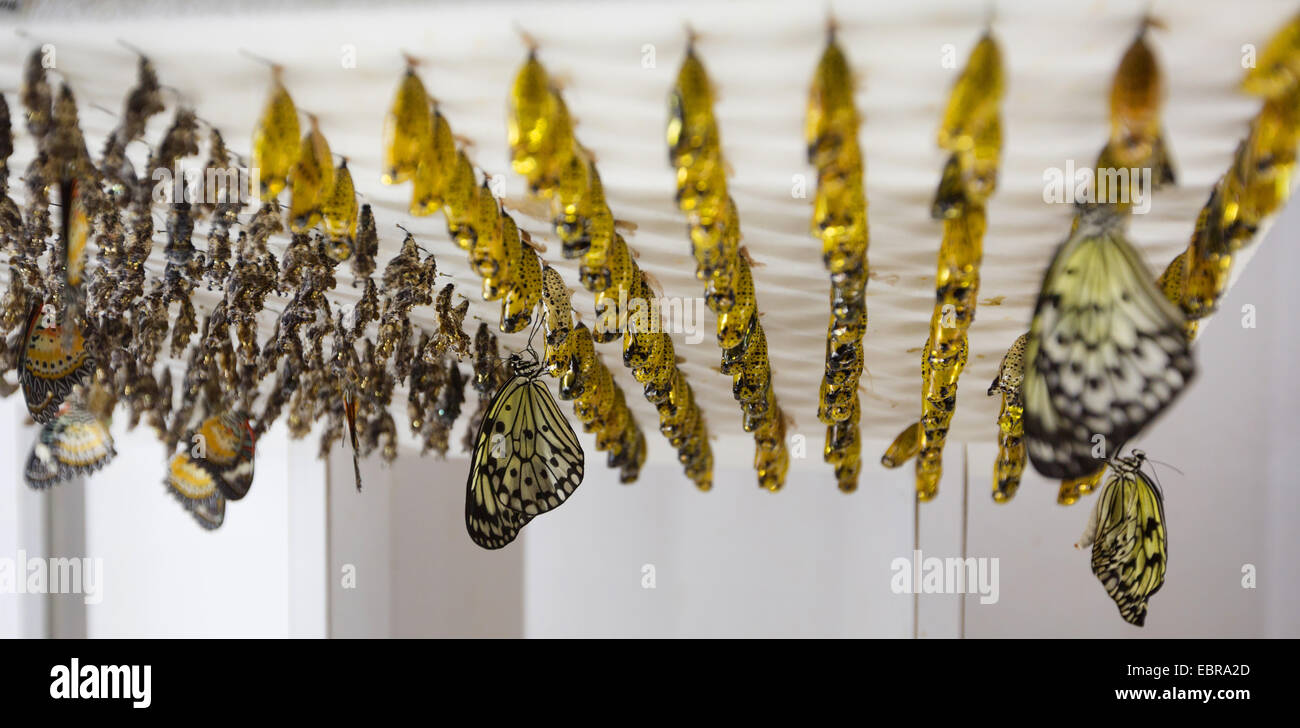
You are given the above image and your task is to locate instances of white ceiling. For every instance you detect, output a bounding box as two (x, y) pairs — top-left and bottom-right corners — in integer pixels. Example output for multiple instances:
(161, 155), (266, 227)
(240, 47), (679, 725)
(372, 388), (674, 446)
(0, 0), (1290, 466)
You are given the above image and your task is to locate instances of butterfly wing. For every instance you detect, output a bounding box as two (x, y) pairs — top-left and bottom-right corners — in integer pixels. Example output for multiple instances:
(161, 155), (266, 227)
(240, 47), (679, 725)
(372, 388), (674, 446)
(190, 493), (227, 531)
(18, 301), (94, 424)
(1090, 468), (1167, 626)
(1023, 219), (1194, 479)
(483, 375), (584, 516)
(465, 375), (535, 550)
(24, 422), (63, 489)
(200, 412), (256, 501)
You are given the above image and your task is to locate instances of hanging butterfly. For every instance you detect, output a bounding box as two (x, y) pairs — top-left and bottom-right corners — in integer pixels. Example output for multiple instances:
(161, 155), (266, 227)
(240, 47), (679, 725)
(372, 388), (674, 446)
(165, 411), (256, 528)
(1022, 208), (1195, 479)
(1075, 450), (1168, 627)
(24, 404), (116, 489)
(165, 448), (224, 528)
(194, 411), (257, 500)
(466, 349), (584, 550)
(17, 299), (95, 423)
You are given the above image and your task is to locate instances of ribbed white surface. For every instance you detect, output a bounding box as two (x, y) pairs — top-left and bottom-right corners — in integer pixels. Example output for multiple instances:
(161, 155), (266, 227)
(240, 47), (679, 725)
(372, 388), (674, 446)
(0, 0), (1291, 466)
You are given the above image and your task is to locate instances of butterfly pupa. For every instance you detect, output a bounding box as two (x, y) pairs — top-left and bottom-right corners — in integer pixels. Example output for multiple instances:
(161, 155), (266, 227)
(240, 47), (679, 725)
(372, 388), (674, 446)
(251, 65), (300, 200)
(382, 61), (432, 186)
(411, 108), (456, 216)
(322, 158), (358, 245)
(288, 116), (334, 233)
(1241, 12), (1300, 98)
(937, 30), (1004, 153)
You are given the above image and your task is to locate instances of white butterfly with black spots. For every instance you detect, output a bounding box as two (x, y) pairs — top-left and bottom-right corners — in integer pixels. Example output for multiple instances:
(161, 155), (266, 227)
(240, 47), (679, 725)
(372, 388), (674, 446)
(466, 353), (584, 550)
(1023, 207), (1194, 480)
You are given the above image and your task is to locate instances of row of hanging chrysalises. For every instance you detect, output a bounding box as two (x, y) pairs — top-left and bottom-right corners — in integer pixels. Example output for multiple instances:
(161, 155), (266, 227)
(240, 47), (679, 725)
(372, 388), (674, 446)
(1, 13), (1297, 622)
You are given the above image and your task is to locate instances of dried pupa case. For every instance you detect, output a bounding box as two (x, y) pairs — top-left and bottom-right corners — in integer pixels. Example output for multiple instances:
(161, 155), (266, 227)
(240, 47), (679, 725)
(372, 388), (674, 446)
(382, 63), (432, 185)
(501, 242), (542, 334)
(289, 117), (335, 233)
(442, 151), (479, 250)
(483, 213), (521, 301)
(412, 108), (457, 216)
(322, 159), (358, 243)
(716, 252), (756, 349)
(251, 66), (300, 200)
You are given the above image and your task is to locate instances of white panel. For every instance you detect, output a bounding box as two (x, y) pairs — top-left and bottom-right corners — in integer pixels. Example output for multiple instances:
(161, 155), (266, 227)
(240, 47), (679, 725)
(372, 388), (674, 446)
(914, 445), (968, 639)
(0, 396), (49, 638)
(287, 435), (328, 637)
(327, 446), (526, 638)
(83, 423), (298, 637)
(522, 433), (914, 638)
(326, 447), (393, 638)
